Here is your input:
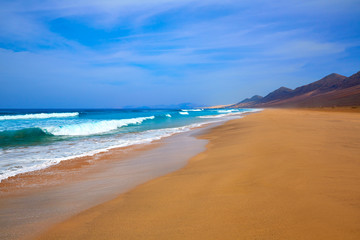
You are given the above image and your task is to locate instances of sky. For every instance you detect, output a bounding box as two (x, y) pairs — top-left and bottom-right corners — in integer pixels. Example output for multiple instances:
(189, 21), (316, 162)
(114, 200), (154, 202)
(0, 0), (359, 108)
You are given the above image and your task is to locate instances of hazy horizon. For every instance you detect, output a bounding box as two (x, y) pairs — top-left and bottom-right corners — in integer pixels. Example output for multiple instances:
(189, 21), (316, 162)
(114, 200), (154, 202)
(1, 0), (360, 108)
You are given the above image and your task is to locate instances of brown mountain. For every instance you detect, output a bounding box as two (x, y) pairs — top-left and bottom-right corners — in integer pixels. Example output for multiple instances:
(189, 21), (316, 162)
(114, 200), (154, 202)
(261, 87), (293, 102)
(232, 71), (360, 108)
(289, 73), (346, 96)
(233, 95), (263, 107)
(340, 71), (360, 89)
(240, 95), (263, 103)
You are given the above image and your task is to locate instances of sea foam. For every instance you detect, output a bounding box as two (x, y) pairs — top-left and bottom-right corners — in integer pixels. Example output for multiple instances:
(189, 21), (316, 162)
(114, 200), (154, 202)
(0, 108), (261, 182)
(182, 109), (203, 111)
(198, 114), (230, 118)
(179, 111), (189, 115)
(42, 116), (154, 136)
(0, 121), (214, 182)
(0, 112), (79, 120)
(217, 109), (238, 113)
(199, 109), (262, 119)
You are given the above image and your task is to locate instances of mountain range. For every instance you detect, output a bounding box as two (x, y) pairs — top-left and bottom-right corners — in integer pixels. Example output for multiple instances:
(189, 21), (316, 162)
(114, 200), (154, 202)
(123, 102), (205, 109)
(231, 70), (360, 108)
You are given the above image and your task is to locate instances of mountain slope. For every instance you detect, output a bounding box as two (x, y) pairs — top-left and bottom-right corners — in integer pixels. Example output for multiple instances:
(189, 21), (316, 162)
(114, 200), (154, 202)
(240, 95), (263, 104)
(232, 71), (360, 108)
(289, 73), (346, 97)
(231, 95), (263, 108)
(261, 87), (293, 103)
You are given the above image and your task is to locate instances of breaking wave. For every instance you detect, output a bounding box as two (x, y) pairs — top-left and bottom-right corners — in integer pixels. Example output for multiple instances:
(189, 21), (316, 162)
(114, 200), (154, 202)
(182, 109), (203, 112)
(0, 128), (50, 147)
(199, 109), (262, 119)
(216, 109), (238, 113)
(179, 111), (189, 115)
(42, 116), (155, 136)
(198, 114), (230, 118)
(0, 121), (212, 182)
(0, 112), (79, 120)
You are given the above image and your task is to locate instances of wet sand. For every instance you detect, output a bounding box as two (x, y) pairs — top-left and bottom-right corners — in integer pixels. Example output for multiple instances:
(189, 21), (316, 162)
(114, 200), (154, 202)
(38, 109), (360, 240)
(0, 123), (220, 240)
(0, 143), (161, 194)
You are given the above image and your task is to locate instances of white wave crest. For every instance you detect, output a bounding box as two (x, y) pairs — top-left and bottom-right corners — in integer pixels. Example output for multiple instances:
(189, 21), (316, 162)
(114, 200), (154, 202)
(0, 120), (216, 182)
(217, 109), (238, 113)
(199, 109), (262, 119)
(166, 114), (172, 117)
(179, 111), (189, 115)
(0, 112), (79, 120)
(198, 114), (229, 118)
(182, 109), (203, 111)
(42, 116), (155, 136)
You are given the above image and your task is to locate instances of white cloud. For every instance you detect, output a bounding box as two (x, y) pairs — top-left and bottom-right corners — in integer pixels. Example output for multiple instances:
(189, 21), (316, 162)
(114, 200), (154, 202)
(0, 0), (359, 107)
(266, 40), (347, 59)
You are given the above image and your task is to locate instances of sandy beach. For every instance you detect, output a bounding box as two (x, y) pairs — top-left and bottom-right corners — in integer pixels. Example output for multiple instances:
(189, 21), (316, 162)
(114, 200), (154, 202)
(0, 123), (216, 240)
(36, 109), (360, 240)
(2, 1), (359, 239)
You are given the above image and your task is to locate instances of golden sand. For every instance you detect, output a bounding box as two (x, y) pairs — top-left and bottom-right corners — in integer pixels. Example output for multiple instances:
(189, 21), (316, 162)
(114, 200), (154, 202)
(37, 109), (360, 240)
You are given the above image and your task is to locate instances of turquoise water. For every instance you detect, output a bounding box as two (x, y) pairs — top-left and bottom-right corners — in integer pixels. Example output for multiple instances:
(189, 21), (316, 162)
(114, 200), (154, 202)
(0, 108), (259, 181)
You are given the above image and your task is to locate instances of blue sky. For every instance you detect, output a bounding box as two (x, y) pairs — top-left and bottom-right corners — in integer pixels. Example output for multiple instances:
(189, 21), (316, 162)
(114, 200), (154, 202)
(1, 0), (359, 108)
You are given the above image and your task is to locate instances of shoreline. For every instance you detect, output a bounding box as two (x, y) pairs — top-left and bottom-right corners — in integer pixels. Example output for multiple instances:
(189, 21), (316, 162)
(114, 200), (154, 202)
(0, 119), (227, 240)
(0, 119), (225, 195)
(0, 141), (165, 196)
(37, 108), (360, 240)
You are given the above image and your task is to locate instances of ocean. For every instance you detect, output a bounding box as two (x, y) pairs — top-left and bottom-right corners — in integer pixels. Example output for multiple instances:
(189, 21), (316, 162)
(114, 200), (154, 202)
(0, 108), (259, 182)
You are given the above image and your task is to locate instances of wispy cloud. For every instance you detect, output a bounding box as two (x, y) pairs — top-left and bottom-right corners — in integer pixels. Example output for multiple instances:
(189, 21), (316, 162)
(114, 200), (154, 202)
(0, 0), (359, 107)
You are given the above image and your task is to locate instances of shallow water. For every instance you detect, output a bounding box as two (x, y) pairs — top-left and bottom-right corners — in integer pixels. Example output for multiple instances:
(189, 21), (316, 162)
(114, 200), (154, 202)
(0, 108), (259, 181)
